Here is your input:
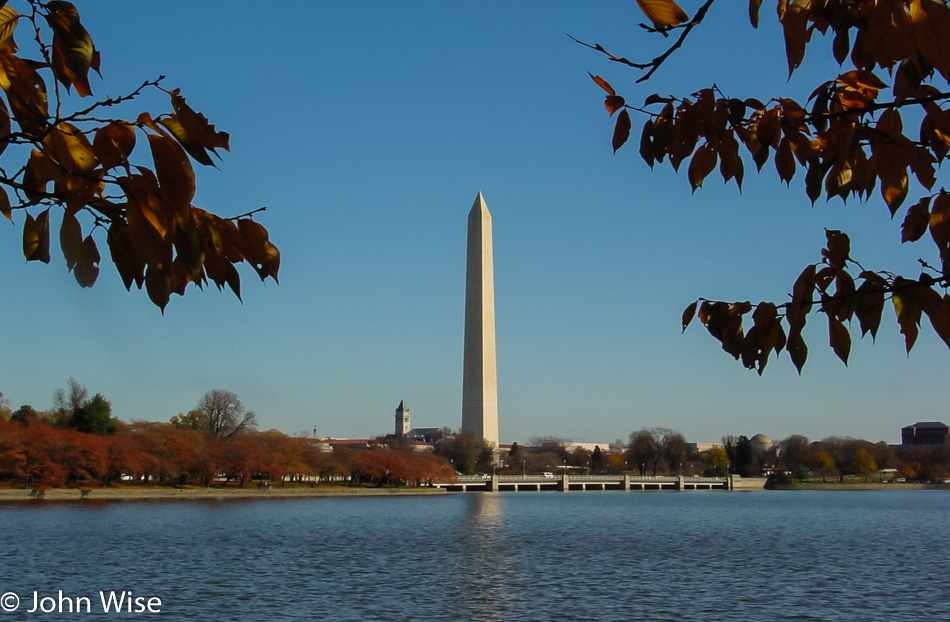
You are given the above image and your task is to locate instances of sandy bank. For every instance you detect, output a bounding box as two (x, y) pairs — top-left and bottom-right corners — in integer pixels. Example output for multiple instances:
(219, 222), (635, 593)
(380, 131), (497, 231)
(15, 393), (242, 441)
(0, 485), (447, 503)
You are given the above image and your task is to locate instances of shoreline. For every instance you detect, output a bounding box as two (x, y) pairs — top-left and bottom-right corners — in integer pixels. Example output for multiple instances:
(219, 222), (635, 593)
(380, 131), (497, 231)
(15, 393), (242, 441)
(770, 482), (939, 491)
(0, 481), (942, 503)
(0, 485), (447, 503)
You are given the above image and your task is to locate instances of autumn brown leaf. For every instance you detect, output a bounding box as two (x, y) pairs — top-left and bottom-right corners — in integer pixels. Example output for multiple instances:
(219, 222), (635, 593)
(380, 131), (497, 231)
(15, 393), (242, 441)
(748, 0), (763, 28)
(0, 186), (10, 223)
(604, 95), (625, 117)
(43, 122), (101, 209)
(0, 53), (49, 135)
(238, 218), (280, 282)
(837, 70), (887, 99)
(698, 300), (750, 360)
(832, 25), (850, 65)
(22, 209), (50, 263)
(145, 263), (174, 312)
(718, 129), (744, 189)
(681, 300), (697, 333)
(774, 137), (796, 185)
(107, 221), (143, 291)
(873, 109), (912, 214)
(687, 143), (717, 191)
(902, 197), (931, 243)
(639, 118), (655, 167)
(45, 122), (95, 174)
(786, 263), (816, 334)
(46, 1), (100, 97)
(0, 97), (10, 159)
(780, 0), (810, 78)
(173, 214), (204, 282)
(930, 191), (950, 274)
(0, 6), (19, 54)
(612, 109), (631, 153)
(589, 73), (615, 97)
(93, 122), (136, 171)
(120, 172), (172, 240)
(821, 229), (850, 271)
(923, 294), (950, 348)
(855, 271), (886, 340)
(147, 133), (195, 216)
(223, 261), (241, 301)
(165, 90), (230, 166)
(73, 235), (100, 287)
(742, 302), (784, 374)
(786, 328), (808, 374)
(635, 0), (689, 30)
(60, 210), (83, 271)
(828, 315), (851, 365)
(892, 277), (923, 353)
(912, 0), (950, 82)
(169, 91), (229, 149)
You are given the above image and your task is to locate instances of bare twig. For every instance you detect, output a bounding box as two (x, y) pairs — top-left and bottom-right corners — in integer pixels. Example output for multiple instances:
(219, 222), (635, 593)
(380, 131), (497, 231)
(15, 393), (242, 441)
(229, 206), (268, 221)
(65, 76), (165, 121)
(571, 0), (718, 83)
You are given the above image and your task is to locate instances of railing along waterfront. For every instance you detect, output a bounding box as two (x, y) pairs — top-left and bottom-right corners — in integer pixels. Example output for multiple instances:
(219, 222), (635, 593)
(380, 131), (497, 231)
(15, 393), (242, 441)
(432, 473), (748, 492)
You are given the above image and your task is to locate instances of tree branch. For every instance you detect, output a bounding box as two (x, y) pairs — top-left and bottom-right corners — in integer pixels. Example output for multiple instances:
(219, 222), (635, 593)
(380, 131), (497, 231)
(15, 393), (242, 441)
(571, 0), (718, 83)
(228, 206), (268, 221)
(64, 77), (166, 121)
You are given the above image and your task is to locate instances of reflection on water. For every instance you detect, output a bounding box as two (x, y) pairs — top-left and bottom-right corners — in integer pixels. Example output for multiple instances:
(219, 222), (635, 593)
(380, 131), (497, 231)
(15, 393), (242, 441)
(450, 495), (512, 622)
(0, 491), (949, 621)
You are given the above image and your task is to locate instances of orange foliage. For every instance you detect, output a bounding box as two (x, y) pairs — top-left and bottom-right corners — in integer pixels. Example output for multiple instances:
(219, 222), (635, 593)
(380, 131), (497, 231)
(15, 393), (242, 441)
(588, 0), (950, 372)
(0, 420), (26, 480)
(0, 419), (456, 489)
(0, 2), (278, 310)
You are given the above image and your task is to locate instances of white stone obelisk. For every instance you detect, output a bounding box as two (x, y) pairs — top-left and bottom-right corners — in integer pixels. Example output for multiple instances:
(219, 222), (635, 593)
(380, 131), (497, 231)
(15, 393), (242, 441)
(462, 192), (499, 449)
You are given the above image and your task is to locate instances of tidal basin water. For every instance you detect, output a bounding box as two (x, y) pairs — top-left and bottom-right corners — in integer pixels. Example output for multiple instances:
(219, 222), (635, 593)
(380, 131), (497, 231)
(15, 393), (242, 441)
(0, 490), (948, 621)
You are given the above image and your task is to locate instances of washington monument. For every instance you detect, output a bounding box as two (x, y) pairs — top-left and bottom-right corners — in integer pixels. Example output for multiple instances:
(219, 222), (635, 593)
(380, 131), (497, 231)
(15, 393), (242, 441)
(462, 192), (499, 449)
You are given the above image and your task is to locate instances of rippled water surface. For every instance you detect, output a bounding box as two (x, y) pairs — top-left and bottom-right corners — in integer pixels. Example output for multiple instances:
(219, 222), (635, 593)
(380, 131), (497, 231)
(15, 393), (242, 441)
(1, 490), (948, 621)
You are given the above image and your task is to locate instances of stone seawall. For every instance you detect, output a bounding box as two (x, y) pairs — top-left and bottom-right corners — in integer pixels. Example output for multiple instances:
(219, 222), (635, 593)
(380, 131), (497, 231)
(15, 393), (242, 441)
(732, 476), (767, 490)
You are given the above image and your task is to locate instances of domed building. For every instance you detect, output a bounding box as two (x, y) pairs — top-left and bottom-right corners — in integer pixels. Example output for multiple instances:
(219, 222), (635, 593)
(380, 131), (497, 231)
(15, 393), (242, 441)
(750, 434), (773, 452)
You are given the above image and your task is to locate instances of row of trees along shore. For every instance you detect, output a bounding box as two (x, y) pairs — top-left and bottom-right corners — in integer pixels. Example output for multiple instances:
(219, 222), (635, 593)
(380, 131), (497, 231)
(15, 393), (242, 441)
(0, 386), (455, 490)
(4, 385), (949, 489)
(433, 427), (949, 484)
(724, 433), (950, 484)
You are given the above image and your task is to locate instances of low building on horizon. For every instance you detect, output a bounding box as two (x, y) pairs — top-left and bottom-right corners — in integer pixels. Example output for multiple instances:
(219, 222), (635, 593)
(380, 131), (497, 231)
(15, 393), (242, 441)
(900, 421), (950, 448)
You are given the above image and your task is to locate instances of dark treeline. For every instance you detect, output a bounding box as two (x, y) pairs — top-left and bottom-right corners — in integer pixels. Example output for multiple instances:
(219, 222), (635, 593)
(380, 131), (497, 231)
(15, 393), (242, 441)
(471, 428), (949, 484)
(730, 434), (950, 484)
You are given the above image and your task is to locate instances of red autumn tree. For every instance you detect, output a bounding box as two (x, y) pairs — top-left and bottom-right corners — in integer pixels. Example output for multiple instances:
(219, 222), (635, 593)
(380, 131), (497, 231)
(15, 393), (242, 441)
(64, 429), (109, 485)
(585, 0), (950, 372)
(0, 419), (26, 480)
(250, 432), (315, 484)
(219, 438), (263, 486)
(18, 422), (69, 488)
(105, 434), (146, 484)
(131, 422), (204, 482)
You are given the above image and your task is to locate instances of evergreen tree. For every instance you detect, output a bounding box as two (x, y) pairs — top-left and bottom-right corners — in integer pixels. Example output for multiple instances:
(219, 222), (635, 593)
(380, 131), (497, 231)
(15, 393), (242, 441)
(70, 393), (114, 435)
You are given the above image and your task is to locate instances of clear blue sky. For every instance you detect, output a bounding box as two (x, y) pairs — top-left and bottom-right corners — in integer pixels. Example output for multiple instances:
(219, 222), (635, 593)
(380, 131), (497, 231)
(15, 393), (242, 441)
(1, 2), (945, 446)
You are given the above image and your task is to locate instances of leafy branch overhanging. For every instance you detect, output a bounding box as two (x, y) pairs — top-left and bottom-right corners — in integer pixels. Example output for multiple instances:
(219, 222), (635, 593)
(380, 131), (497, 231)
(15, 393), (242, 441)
(581, 0), (950, 373)
(0, 1), (279, 311)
